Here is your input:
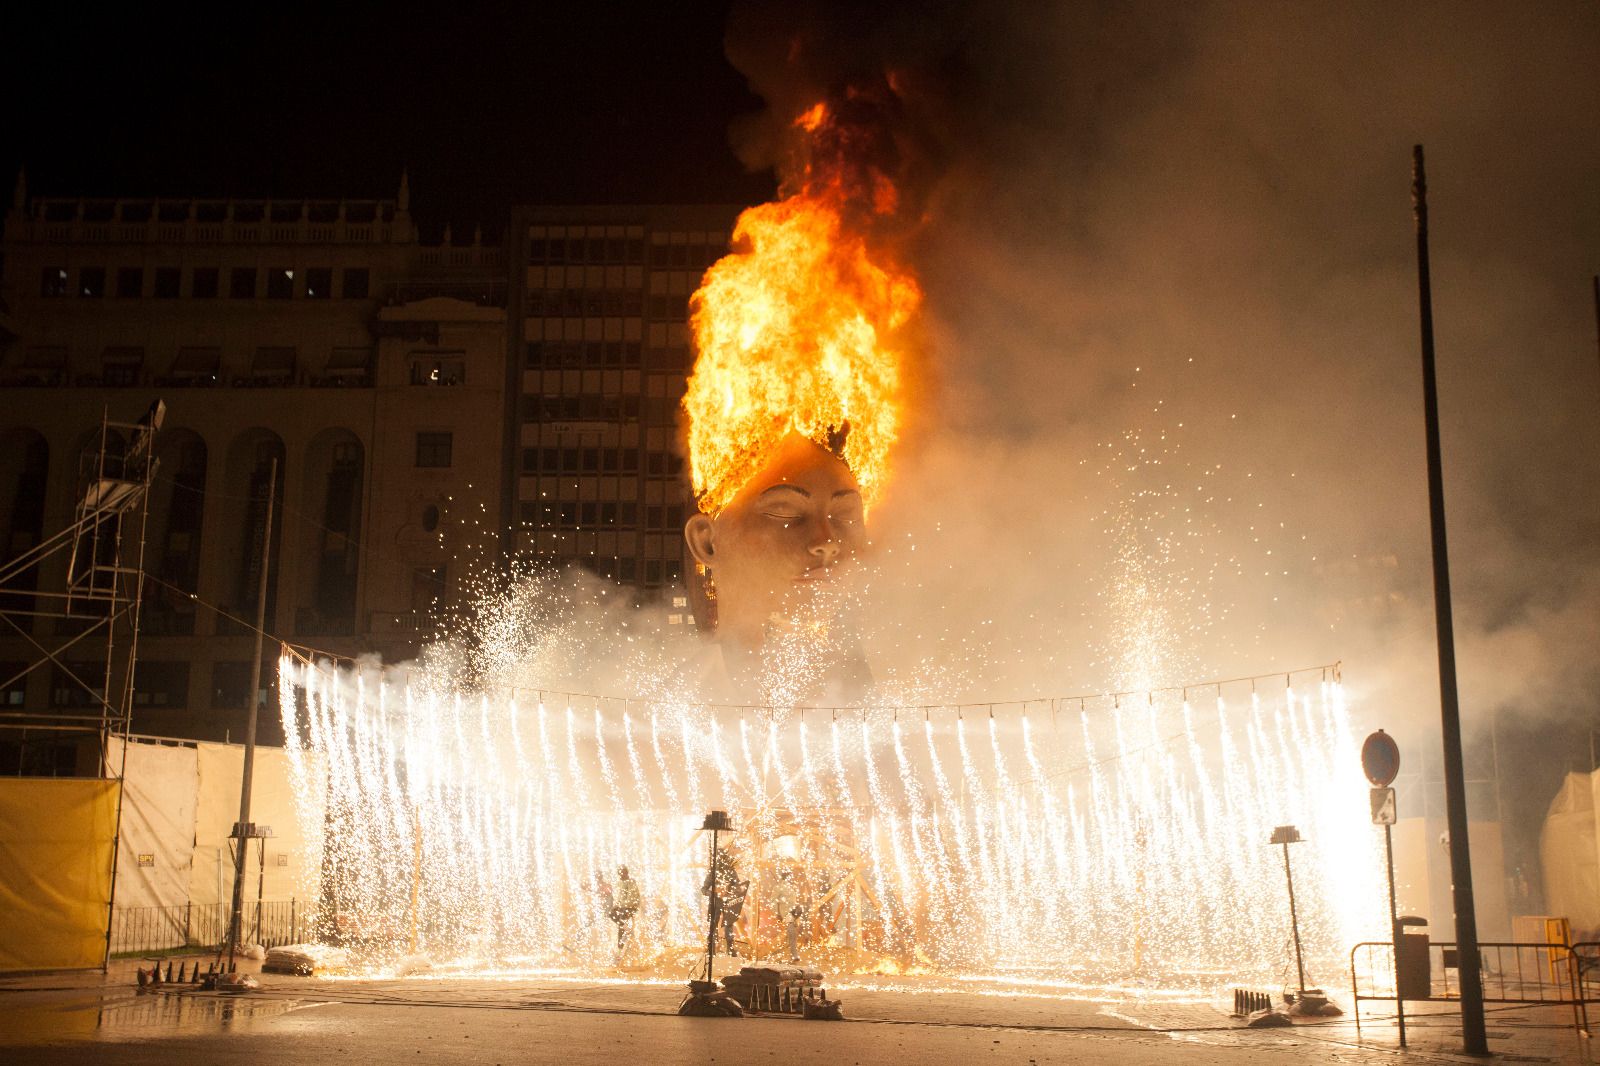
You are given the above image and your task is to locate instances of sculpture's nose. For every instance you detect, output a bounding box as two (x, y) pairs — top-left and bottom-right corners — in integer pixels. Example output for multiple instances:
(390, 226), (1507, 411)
(808, 525), (841, 563)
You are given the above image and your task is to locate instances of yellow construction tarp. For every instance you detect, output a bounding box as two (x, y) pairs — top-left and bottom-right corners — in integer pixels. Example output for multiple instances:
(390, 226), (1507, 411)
(0, 778), (120, 972)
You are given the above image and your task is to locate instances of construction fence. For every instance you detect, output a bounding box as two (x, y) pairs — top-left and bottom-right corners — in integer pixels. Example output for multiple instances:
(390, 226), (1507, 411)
(108, 898), (310, 956)
(1350, 936), (1599, 1038)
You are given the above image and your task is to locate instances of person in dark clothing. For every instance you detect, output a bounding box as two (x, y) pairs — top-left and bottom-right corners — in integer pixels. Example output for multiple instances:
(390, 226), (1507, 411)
(702, 849), (747, 955)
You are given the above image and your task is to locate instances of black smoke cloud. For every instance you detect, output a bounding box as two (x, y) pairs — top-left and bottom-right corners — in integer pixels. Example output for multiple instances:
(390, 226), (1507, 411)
(721, 1), (1600, 762)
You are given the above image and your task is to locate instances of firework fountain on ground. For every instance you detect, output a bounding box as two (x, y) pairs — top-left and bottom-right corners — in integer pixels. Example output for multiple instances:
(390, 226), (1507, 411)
(279, 652), (1386, 991)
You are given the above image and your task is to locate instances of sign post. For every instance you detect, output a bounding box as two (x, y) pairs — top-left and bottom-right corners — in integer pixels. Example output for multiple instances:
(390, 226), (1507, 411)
(1362, 728), (1405, 1047)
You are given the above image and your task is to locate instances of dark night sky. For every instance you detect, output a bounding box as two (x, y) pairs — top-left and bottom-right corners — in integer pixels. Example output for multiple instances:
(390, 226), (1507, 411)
(1, 2), (776, 235)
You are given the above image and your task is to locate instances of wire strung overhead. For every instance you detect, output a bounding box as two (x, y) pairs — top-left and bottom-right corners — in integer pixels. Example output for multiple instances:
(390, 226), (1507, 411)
(281, 645), (1342, 720)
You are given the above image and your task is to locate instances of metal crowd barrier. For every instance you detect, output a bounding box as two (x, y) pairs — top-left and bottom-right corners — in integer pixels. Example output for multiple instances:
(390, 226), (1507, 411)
(1350, 939), (1598, 1040)
(109, 899), (306, 956)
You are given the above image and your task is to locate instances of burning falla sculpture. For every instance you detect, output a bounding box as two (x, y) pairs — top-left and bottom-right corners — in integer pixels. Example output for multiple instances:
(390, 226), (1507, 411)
(680, 93), (920, 703)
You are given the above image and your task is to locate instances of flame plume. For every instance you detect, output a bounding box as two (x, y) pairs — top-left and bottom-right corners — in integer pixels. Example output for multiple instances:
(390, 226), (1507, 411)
(684, 99), (921, 515)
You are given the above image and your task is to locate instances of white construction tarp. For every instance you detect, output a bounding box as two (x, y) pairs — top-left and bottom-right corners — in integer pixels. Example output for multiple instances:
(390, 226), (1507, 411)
(107, 739), (199, 910)
(191, 742), (324, 908)
(104, 738), (200, 951)
(1539, 769), (1600, 936)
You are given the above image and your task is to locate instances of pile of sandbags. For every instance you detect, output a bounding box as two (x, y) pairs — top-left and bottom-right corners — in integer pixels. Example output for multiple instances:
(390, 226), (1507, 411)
(719, 965), (833, 1015)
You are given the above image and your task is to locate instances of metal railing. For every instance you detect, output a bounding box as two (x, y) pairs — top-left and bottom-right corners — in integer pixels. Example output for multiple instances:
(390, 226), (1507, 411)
(1350, 939), (1598, 1039)
(108, 899), (306, 956)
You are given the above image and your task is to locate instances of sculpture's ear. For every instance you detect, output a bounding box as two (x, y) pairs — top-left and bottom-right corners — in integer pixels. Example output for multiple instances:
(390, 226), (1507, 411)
(684, 512), (717, 568)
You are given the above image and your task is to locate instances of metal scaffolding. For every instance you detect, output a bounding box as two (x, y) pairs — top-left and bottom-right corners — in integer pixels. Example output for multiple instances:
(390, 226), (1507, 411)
(0, 400), (163, 774)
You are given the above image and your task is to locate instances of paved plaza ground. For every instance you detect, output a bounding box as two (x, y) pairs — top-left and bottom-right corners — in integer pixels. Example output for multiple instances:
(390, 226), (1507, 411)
(1, 957), (1593, 1065)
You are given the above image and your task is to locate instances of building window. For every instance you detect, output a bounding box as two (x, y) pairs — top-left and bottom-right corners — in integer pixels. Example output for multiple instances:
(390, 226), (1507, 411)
(51, 662), (106, 708)
(250, 347), (297, 386)
(415, 431), (453, 468)
(116, 267), (144, 298)
(0, 664), (26, 707)
(133, 662), (190, 708)
(210, 661), (253, 710)
(191, 267), (219, 298)
(305, 267), (333, 299)
(230, 267), (257, 299)
(40, 267), (68, 297)
(408, 355), (465, 386)
(412, 565), (446, 612)
(266, 267), (295, 299)
(153, 267), (180, 298)
(79, 267), (106, 298)
(342, 268), (369, 299)
(101, 347), (145, 387)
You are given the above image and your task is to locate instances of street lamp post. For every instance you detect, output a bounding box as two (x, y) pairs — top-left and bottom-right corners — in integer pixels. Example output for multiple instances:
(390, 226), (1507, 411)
(701, 809), (733, 984)
(1410, 145), (1487, 1056)
(1270, 825), (1307, 998)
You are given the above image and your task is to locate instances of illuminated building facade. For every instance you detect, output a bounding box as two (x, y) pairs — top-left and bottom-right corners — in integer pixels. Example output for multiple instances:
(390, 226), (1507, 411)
(0, 175), (506, 755)
(504, 204), (740, 619)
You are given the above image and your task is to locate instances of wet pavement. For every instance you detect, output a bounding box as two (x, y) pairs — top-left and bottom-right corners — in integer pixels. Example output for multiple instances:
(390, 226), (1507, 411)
(1, 957), (1594, 1064)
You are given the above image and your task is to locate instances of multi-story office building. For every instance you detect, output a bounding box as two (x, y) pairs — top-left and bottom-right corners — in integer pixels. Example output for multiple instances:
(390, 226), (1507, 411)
(0, 174), (507, 754)
(504, 205), (739, 617)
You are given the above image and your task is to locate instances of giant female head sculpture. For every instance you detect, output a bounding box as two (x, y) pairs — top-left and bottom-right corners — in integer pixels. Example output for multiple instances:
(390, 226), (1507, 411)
(678, 96), (921, 696)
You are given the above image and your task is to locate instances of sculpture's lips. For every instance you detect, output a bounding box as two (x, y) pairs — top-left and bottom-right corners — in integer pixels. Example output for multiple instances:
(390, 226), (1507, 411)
(793, 569), (834, 583)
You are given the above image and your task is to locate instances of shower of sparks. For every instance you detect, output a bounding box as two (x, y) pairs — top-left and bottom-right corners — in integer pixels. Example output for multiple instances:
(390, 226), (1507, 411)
(281, 656), (1384, 991)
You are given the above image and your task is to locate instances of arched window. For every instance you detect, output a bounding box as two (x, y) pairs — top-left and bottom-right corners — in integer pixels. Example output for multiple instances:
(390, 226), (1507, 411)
(0, 430), (49, 618)
(224, 431), (286, 632)
(299, 431), (364, 636)
(144, 430), (207, 635)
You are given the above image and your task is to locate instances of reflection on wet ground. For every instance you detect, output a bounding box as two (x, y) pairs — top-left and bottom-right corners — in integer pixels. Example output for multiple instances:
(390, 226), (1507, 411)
(0, 987), (320, 1047)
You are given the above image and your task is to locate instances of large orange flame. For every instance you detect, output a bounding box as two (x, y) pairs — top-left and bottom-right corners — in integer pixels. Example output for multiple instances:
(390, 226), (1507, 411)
(683, 102), (921, 516)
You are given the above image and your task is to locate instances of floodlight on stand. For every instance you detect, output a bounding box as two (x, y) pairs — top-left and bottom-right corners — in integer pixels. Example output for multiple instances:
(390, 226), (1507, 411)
(1269, 825), (1302, 846)
(702, 810), (732, 832)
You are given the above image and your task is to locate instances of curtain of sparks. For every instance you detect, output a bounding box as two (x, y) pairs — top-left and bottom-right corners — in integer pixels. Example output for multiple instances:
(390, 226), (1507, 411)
(280, 656), (1384, 988)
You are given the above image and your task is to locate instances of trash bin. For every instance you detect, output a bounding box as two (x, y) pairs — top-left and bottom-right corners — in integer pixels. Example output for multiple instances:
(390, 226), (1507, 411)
(1395, 915), (1430, 1000)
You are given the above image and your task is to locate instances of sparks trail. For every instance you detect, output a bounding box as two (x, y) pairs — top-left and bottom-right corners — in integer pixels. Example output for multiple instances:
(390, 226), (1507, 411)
(280, 655), (1386, 989)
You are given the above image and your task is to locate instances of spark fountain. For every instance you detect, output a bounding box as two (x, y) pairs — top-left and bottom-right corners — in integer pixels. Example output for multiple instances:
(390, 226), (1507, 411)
(280, 657), (1384, 992)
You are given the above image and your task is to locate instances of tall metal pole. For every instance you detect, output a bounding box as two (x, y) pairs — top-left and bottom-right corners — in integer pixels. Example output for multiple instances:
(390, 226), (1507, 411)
(1383, 822), (1407, 1047)
(705, 827), (720, 982)
(1411, 145), (1487, 1055)
(1281, 841), (1307, 996)
(228, 457), (276, 969)
(1591, 275), (1598, 378)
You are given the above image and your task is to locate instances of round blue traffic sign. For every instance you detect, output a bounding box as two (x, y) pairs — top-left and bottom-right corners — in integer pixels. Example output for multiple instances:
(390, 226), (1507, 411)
(1361, 729), (1400, 787)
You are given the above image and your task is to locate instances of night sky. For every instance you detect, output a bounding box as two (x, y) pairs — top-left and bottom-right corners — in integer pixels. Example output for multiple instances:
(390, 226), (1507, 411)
(2, 2), (775, 233)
